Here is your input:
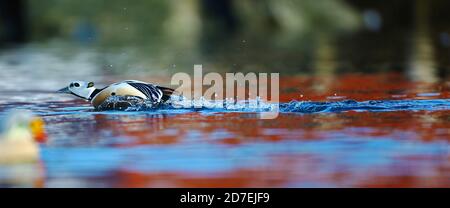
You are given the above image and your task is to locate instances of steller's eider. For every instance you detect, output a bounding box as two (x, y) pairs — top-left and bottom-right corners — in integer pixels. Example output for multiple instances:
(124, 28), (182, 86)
(57, 80), (175, 109)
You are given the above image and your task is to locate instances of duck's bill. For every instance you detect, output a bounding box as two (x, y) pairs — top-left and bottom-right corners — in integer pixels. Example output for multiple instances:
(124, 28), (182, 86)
(57, 87), (70, 93)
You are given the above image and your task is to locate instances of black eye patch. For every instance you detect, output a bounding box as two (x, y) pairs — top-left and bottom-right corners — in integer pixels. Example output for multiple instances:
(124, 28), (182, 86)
(74, 83), (80, 87)
(70, 83), (74, 87)
(87, 82), (94, 88)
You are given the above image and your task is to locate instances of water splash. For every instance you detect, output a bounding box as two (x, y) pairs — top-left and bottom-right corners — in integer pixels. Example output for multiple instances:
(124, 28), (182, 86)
(280, 99), (450, 113)
(99, 95), (450, 114)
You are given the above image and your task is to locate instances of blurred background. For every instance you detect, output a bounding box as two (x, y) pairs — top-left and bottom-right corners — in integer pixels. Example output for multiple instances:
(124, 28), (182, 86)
(1, 0), (449, 188)
(0, 0), (449, 82)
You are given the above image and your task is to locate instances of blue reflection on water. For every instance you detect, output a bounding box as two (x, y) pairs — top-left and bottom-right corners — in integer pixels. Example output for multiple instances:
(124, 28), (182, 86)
(41, 136), (448, 177)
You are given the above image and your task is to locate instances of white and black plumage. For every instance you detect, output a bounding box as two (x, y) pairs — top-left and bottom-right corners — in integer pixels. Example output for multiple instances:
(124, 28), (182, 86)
(58, 80), (175, 109)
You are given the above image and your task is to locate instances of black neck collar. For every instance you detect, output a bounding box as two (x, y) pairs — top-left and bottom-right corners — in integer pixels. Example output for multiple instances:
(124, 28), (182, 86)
(88, 88), (102, 100)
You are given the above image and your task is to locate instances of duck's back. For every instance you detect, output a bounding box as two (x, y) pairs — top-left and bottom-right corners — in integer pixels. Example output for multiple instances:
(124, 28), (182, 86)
(91, 81), (174, 108)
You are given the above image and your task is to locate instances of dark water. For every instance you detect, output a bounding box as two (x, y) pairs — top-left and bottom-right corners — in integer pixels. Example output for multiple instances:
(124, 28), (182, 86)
(0, 45), (449, 188)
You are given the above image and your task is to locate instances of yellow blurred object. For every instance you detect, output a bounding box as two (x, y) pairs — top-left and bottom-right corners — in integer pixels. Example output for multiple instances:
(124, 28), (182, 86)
(0, 110), (46, 164)
(29, 117), (47, 143)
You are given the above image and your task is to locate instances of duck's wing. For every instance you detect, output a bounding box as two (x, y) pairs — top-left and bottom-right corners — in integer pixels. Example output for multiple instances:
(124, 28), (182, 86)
(125, 81), (163, 102)
(156, 86), (175, 102)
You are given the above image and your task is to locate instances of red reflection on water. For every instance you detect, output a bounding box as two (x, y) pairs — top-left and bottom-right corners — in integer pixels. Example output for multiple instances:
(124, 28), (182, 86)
(279, 73), (449, 102)
(113, 168), (292, 188)
(87, 110), (449, 146)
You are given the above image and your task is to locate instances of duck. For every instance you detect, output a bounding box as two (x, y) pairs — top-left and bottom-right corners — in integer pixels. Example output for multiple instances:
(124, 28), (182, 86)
(0, 110), (46, 164)
(57, 80), (175, 109)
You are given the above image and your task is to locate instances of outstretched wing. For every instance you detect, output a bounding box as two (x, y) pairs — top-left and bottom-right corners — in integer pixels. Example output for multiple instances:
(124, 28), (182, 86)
(126, 81), (163, 102)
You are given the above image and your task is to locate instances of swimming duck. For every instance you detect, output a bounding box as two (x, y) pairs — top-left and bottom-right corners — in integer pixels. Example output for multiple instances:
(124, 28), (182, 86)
(0, 110), (46, 164)
(57, 80), (175, 109)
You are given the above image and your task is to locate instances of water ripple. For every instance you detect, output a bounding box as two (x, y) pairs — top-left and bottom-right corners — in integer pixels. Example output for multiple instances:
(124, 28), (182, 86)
(279, 99), (450, 113)
(138, 97), (450, 114)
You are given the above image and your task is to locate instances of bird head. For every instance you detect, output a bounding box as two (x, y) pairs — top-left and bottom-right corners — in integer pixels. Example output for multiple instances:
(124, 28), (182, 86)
(58, 81), (96, 100)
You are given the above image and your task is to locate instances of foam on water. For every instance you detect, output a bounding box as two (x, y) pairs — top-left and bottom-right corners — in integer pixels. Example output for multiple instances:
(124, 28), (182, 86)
(98, 95), (450, 114)
(278, 99), (450, 113)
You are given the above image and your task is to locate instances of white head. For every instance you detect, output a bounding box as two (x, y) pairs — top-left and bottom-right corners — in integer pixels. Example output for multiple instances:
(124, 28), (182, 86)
(58, 81), (96, 100)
